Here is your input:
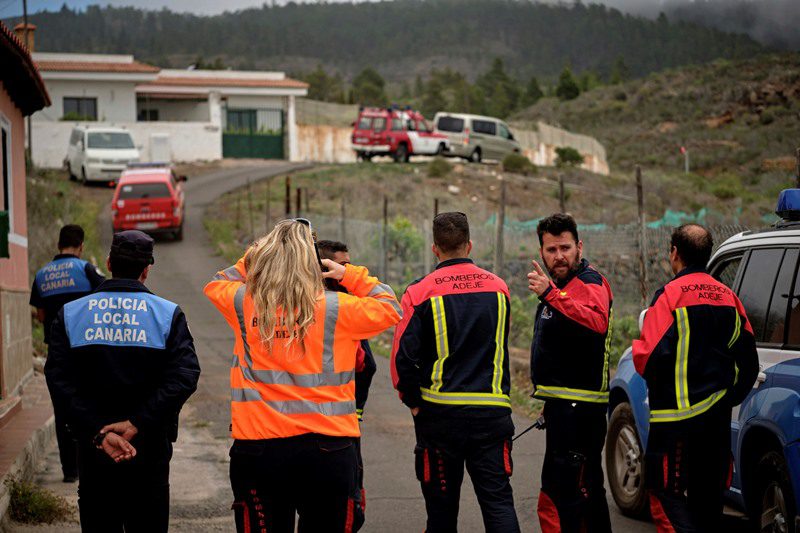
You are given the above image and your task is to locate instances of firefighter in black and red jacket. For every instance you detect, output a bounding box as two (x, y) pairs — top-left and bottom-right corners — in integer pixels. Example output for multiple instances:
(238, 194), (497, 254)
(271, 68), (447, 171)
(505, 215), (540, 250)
(528, 213), (613, 533)
(392, 212), (520, 533)
(633, 224), (758, 532)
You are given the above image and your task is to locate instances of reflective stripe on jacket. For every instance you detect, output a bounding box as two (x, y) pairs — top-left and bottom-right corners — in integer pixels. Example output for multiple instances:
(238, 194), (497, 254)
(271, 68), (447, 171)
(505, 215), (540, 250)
(633, 267), (759, 423)
(204, 257), (401, 440)
(391, 258), (512, 417)
(530, 259), (613, 404)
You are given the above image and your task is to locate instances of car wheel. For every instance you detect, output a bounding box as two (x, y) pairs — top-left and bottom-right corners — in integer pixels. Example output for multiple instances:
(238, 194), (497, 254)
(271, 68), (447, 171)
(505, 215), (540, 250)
(393, 144), (409, 163)
(755, 451), (796, 533)
(436, 143), (446, 156)
(606, 402), (650, 519)
(469, 148), (482, 163)
(174, 225), (184, 241)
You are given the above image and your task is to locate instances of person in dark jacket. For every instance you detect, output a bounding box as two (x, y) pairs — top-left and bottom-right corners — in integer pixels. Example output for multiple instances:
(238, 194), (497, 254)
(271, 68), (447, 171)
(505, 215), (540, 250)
(45, 230), (201, 533)
(392, 212), (520, 533)
(527, 213), (613, 533)
(31, 224), (105, 482)
(317, 239), (378, 518)
(633, 224), (758, 532)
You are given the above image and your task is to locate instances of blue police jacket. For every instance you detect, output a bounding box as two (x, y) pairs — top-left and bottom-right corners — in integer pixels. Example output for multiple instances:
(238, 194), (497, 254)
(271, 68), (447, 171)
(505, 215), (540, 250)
(30, 254), (105, 344)
(44, 278), (200, 444)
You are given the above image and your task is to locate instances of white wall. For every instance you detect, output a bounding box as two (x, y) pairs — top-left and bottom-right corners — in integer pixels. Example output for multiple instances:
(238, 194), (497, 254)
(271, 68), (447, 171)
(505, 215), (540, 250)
(31, 121), (222, 168)
(32, 79), (138, 122)
(224, 95), (285, 110)
(137, 99), (210, 122)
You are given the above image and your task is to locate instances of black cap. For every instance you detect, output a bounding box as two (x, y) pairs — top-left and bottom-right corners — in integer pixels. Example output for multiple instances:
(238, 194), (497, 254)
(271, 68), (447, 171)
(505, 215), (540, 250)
(110, 230), (155, 265)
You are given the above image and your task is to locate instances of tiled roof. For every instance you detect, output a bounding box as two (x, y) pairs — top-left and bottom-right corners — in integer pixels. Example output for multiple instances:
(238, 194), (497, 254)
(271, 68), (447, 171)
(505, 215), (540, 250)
(36, 60), (160, 73)
(146, 76), (308, 89)
(0, 21), (50, 114)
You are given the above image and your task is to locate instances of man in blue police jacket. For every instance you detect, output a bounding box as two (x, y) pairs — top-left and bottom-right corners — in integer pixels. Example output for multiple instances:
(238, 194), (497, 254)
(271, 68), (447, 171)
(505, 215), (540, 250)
(45, 230), (201, 533)
(31, 224), (105, 482)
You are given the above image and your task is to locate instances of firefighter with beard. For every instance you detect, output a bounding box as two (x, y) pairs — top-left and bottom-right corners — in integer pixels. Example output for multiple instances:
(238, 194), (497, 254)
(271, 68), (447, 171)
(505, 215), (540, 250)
(527, 213), (613, 533)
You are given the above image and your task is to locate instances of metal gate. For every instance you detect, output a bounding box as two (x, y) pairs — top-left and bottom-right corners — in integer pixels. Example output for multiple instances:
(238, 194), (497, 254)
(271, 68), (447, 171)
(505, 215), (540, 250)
(223, 108), (284, 159)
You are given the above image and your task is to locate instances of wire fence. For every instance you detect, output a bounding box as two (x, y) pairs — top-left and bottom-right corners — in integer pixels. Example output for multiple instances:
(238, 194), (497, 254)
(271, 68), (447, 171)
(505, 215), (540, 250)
(221, 174), (752, 317)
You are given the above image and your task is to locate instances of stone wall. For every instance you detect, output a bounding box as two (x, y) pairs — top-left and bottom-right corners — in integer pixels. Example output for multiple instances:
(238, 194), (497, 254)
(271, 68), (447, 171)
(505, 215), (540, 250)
(0, 289), (32, 399)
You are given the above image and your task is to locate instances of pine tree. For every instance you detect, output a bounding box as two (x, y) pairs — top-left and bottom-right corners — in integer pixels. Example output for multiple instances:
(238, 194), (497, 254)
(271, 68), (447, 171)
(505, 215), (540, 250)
(555, 67), (581, 101)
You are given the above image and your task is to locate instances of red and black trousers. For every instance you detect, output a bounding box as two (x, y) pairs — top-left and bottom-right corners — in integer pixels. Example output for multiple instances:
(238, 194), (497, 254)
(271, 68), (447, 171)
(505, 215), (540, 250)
(537, 399), (612, 533)
(413, 413), (520, 533)
(229, 434), (364, 533)
(646, 401), (732, 533)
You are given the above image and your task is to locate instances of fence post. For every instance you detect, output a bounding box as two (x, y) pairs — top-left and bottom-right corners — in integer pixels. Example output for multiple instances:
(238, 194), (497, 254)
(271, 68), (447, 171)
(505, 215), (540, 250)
(636, 165), (648, 307)
(559, 175), (566, 213)
(494, 175), (506, 277)
(340, 193), (347, 242)
(434, 198), (439, 217)
(265, 178), (271, 231)
(235, 191), (242, 230)
(284, 175), (291, 217)
(304, 187), (310, 213)
(295, 187), (302, 218)
(381, 196), (389, 280)
(247, 178), (254, 240)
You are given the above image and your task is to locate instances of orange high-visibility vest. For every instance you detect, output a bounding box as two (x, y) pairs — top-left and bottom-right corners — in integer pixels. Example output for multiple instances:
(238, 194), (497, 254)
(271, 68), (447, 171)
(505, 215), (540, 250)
(204, 257), (401, 440)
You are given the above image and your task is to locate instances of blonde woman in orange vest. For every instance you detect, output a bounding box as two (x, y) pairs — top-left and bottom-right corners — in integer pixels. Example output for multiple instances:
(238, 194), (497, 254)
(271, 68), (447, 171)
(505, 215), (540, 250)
(204, 219), (401, 533)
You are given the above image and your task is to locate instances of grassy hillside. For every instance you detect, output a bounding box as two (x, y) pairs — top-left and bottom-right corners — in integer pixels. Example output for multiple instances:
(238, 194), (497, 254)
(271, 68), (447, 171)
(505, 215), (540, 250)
(512, 53), (800, 221)
(22, 1), (765, 82)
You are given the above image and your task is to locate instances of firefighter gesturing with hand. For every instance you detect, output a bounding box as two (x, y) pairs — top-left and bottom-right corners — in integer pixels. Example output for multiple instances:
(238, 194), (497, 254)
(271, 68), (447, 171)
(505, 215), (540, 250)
(528, 213), (613, 533)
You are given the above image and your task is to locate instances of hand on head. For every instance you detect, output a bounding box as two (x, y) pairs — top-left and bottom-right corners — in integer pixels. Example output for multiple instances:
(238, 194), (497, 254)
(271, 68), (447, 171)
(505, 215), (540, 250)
(320, 259), (346, 281)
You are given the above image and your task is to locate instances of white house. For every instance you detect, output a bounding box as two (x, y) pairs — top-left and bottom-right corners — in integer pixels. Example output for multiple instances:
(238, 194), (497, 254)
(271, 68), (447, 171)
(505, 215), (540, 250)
(27, 33), (307, 168)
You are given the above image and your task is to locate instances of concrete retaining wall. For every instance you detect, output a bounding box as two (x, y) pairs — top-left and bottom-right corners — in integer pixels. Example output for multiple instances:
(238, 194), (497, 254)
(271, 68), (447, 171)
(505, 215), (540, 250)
(0, 290), (32, 399)
(296, 124), (355, 163)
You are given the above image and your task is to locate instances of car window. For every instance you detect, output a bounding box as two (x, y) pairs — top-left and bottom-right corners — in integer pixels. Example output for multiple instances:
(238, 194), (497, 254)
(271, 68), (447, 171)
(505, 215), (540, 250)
(498, 123), (511, 140)
(118, 182), (171, 200)
(417, 120), (431, 133)
(357, 117), (371, 130)
(738, 248), (785, 342)
(391, 119), (403, 131)
(405, 119), (416, 131)
(711, 256), (742, 290)
(437, 116), (464, 133)
(763, 249), (798, 344)
(372, 118), (386, 131)
(87, 132), (135, 149)
(69, 130), (81, 145)
(473, 120), (497, 135)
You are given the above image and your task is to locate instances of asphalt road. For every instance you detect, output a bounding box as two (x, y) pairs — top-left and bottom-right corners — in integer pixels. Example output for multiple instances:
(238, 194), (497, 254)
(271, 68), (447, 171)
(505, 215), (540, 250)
(21, 162), (651, 532)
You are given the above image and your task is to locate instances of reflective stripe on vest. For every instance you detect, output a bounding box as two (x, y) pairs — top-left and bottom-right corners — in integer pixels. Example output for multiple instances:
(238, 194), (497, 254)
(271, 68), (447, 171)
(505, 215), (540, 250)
(35, 257), (92, 297)
(231, 288), (354, 388)
(601, 308), (613, 392)
(214, 266), (244, 282)
(491, 292), (507, 395)
(675, 307), (691, 411)
(534, 385), (609, 404)
(231, 388), (356, 415)
(63, 291), (176, 349)
(728, 311), (741, 349)
(429, 296), (450, 393)
(649, 389), (727, 423)
(420, 387), (511, 408)
(368, 283), (402, 315)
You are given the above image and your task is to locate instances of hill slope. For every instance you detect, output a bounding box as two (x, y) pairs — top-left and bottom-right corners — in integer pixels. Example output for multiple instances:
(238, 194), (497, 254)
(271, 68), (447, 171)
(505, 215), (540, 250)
(23, 0), (765, 81)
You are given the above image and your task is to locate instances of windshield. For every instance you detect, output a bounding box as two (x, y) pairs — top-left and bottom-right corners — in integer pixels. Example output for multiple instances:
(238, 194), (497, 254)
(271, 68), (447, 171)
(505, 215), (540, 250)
(118, 183), (170, 200)
(357, 117), (372, 130)
(437, 116), (465, 133)
(87, 132), (135, 149)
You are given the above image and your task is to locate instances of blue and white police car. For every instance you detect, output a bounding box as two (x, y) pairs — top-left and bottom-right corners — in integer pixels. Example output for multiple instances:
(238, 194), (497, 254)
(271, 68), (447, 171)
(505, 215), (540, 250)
(606, 190), (800, 532)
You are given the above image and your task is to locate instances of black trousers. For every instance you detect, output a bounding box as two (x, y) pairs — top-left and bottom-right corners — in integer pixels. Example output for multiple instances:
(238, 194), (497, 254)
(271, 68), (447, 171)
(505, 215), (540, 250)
(53, 401), (78, 478)
(537, 400), (611, 533)
(413, 414), (520, 533)
(77, 439), (171, 533)
(229, 434), (364, 533)
(646, 401), (732, 533)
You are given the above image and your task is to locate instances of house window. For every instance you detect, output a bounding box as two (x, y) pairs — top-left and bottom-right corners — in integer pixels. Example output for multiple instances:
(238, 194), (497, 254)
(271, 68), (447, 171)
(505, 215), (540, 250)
(63, 97), (97, 121)
(137, 109), (159, 122)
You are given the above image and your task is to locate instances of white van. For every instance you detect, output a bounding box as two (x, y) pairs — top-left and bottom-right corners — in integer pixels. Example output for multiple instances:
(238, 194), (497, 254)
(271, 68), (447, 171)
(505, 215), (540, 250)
(433, 112), (521, 163)
(66, 127), (140, 184)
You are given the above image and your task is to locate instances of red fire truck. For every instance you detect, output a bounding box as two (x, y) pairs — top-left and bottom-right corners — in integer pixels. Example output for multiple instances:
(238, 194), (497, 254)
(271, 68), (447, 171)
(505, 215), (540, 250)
(351, 107), (450, 162)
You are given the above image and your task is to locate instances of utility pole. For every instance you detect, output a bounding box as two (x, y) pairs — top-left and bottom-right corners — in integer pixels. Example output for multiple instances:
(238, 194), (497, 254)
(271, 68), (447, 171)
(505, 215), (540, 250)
(636, 166), (648, 307)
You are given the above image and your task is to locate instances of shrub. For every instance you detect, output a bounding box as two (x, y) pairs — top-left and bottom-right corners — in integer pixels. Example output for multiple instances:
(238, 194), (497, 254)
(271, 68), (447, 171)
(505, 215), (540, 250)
(5, 476), (72, 524)
(502, 153), (536, 175)
(711, 173), (743, 200)
(427, 157), (451, 178)
(759, 111), (775, 125)
(555, 147), (584, 168)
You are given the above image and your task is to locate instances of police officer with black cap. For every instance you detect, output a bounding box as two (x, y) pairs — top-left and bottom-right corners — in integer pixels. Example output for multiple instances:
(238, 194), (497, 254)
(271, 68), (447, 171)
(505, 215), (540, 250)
(31, 224), (105, 482)
(45, 230), (201, 533)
